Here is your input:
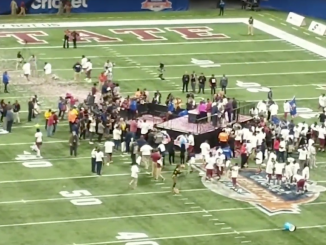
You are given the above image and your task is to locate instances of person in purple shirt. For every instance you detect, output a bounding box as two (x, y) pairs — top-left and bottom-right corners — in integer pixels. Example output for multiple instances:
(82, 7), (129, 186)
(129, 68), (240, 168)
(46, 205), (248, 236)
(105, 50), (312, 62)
(197, 100), (207, 123)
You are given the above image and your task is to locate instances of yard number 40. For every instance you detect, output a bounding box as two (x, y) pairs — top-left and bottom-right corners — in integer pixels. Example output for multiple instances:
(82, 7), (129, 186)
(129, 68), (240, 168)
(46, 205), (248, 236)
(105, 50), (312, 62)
(116, 232), (159, 245)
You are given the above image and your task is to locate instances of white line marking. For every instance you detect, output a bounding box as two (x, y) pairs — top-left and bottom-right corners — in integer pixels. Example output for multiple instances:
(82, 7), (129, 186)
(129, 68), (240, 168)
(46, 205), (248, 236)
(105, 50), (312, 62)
(0, 189), (207, 205)
(1, 49), (303, 60)
(161, 186), (170, 189)
(185, 202), (195, 205)
(214, 223), (225, 225)
(304, 32), (310, 35)
(190, 206), (201, 209)
(0, 39), (281, 50)
(258, 14), (264, 17)
(202, 214), (212, 217)
(316, 37), (322, 40)
(221, 227), (232, 230)
(155, 183), (165, 185)
(292, 27), (298, 30)
(0, 207), (258, 228)
(179, 198), (188, 200)
(281, 23), (287, 26)
(241, 241), (252, 243)
(235, 236), (246, 239)
(269, 18), (275, 21)
(210, 218), (219, 221)
(10, 59), (326, 73)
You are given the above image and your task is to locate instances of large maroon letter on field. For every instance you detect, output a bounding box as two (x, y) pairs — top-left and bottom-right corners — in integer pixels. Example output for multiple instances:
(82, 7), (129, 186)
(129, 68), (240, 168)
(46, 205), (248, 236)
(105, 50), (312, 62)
(110, 28), (166, 41)
(74, 30), (121, 43)
(166, 26), (229, 40)
(0, 31), (48, 44)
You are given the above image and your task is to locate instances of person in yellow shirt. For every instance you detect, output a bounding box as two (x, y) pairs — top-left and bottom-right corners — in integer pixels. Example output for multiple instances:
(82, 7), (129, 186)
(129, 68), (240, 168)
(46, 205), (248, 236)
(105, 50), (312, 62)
(44, 109), (52, 130)
(68, 108), (78, 133)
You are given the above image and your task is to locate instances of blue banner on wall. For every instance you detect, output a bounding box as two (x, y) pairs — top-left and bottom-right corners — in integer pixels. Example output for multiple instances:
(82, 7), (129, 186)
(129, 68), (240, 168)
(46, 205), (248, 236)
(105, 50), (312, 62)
(261, 0), (326, 20)
(0, 0), (188, 15)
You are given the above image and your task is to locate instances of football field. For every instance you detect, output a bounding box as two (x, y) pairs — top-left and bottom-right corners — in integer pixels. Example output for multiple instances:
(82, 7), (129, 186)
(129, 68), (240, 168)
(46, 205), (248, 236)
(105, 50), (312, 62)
(0, 10), (326, 245)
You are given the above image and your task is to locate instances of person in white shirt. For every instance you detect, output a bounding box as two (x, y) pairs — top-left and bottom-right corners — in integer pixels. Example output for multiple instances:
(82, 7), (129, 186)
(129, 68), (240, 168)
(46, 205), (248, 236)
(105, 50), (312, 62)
(104, 60), (114, 73)
(129, 163), (140, 189)
(234, 128), (243, 149)
(112, 125), (122, 150)
(293, 125), (301, 143)
(278, 138), (286, 163)
(216, 152), (225, 178)
(256, 100), (267, 116)
(22, 61), (31, 81)
(158, 143), (166, 165)
(200, 140), (210, 163)
(249, 107), (259, 119)
(298, 146), (308, 168)
(293, 174), (307, 193)
(302, 163), (310, 180)
(81, 55), (88, 72)
(140, 144), (153, 171)
(269, 102), (278, 118)
(274, 161), (284, 185)
(255, 148), (263, 173)
(187, 133), (195, 153)
(140, 120), (150, 136)
(95, 149), (104, 176)
(318, 125), (326, 152)
(205, 152), (215, 181)
(319, 94), (326, 109)
(283, 100), (291, 120)
(310, 122), (319, 140)
(89, 117), (96, 144)
(230, 163), (240, 190)
(31, 128), (42, 157)
(91, 147), (97, 173)
(266, 152), (276, 184)
(309, 145), (317, 168)
(284, 162), (293, 187)
(280, 128), (289, 141)
(43, 62), (52, 83)
(104, 140), (115, 165)
(85, 58), (92, 82)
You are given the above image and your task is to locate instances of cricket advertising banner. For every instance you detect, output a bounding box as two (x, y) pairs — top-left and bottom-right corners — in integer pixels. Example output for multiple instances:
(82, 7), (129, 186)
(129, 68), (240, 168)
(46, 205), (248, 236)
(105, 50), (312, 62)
(0, 0), (189, 15)
(261, 0), (326, 20)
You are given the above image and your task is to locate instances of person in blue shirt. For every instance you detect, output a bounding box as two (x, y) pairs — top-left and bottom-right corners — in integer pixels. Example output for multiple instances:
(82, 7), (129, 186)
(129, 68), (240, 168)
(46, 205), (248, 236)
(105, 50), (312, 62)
(219, 0), (225, 16)
(2, 71), (9, 93)
(129, 98), (138, 118)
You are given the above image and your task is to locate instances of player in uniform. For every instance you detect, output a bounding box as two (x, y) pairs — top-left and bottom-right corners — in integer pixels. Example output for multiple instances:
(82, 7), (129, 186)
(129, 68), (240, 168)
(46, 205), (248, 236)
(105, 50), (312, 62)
(248, 17), (254, 36)
(255, 147), (263, 173)
(205, 152), (215, 181)
(129, 162), (140, 189)
(16, 51), (24, 70)
(266, 153), (276, 184)
(284, 162), (293, 188)
(31, 128), (42, 157)
(274, 161), (285, 186)
(81, 55), (88, 73)
(230, 163), (240, 191)
(172, 165), (182, 193)
(302, 163), (310, 180)
(158, 63), (165, 80)
(216, 151), (225, 179)
(293, 174), (307, 193)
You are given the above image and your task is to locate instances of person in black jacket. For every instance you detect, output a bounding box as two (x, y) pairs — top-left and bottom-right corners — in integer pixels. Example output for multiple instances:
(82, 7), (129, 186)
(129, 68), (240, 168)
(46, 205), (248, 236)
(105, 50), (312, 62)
(27, 99), (34, 122)
(198, 73), (206, 94)
(182, 72), (190, 93)
(166, 139), (175, 165)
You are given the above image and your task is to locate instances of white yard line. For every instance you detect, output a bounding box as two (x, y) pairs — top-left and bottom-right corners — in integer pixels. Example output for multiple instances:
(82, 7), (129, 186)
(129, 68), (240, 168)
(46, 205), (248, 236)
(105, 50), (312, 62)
(0, 189), (207, 205)
(5, 82), (325, 101)
(76, 223), (326, 245)
(0, 39), (281, 50)
(1, 49), (304, 61)
(0, 207), (256, 228)
(9, 59), (326, 73)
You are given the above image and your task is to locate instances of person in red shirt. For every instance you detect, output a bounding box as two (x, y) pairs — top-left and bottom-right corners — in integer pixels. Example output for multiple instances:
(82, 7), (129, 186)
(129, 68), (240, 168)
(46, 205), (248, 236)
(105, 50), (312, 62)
(151, 150), (165, 181)
(47, 113), (54, 137)
(99, 72), (107, 84)
(129, 119), (138, 138)
(273, 137), (280, 161)
(240, 143), (248, 168)
(52, 111), (59, 135)
(18, 1), (26, 16)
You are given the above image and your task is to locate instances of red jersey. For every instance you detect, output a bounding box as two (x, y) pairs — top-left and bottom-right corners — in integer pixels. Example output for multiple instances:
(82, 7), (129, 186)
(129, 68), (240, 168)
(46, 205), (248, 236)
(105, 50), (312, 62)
(151, 152), (161, 166)
(240, 145), (247, 154)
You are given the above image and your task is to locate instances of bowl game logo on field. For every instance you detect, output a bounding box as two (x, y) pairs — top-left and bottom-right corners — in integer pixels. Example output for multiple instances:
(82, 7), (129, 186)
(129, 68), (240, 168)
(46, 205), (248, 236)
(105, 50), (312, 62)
(141, 0), (172, 11)
(199, 168), (326, 216)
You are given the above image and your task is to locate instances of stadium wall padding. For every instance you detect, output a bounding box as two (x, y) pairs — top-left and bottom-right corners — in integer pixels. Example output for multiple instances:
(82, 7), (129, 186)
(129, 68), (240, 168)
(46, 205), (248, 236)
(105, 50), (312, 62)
(0, 0), (189, 15)
(261, 0), (326, 20)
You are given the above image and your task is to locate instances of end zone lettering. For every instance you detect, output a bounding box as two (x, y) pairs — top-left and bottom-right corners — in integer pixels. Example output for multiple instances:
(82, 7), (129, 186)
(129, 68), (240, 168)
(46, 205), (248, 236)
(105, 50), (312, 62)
(31, 0), (88, 10)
